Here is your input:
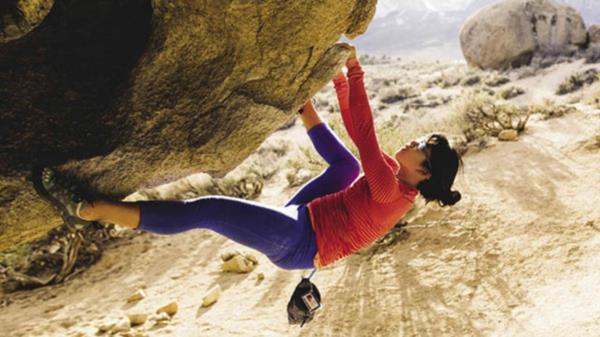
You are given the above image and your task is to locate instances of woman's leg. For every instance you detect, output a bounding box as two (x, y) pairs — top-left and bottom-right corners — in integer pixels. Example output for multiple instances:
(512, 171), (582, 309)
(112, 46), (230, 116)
(79, 200), (140, 229)
(286, 102), (360, 206)
(81, 196), (317, 269)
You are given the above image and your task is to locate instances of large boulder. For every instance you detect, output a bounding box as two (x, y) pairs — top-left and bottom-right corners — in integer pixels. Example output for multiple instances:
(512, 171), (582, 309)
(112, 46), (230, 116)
(590, 24), (600, 44)
(460, 0), (587, 69)
(0, 0), (376, 251)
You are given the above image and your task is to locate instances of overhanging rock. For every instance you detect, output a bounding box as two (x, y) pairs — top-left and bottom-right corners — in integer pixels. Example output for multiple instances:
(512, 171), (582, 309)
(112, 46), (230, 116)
(0, 0), (376, 251)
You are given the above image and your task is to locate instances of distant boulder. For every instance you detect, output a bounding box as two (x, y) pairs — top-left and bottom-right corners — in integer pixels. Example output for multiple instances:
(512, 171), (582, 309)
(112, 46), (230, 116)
(460, 0), (587, 69)
(590, 25), (600, 44)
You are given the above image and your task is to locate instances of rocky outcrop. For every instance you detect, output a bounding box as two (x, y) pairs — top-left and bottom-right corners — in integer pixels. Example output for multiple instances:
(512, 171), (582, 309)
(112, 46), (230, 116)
(590, 24), (600, 44)
(460, 0), (587, 69)
(0, 0), (53, 43)
(0, 0), (376, 251)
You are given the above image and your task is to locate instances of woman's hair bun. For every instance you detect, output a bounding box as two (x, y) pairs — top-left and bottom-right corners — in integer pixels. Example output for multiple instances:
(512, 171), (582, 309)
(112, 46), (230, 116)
(440, 190), (461, 206)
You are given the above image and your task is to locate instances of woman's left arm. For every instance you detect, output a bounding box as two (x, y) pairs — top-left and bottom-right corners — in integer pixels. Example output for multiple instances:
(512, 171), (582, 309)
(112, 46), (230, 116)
(346, 60), (402, 203)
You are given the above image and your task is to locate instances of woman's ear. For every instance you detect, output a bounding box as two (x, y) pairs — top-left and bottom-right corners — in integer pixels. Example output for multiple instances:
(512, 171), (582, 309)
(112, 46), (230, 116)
(417, 168), (431, 180)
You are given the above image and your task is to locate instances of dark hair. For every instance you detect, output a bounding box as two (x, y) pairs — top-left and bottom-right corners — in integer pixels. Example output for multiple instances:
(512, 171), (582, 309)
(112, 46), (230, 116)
(416, 134), (463, 207)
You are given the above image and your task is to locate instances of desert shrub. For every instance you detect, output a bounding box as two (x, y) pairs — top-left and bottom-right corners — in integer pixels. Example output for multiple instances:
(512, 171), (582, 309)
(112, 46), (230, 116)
(358, 54), (378, 65)
(285, 145), (326, 187)
(452, 92), (530, 142)
(484, 75), (510, 87)
(556, 69), (599, 95)
(380, 86), (418, 104)
(528, 99), (578, 120)
(461, 75), (481, 86)
(499, 86), (525, 99)
(430, 74), (461, 88)
(212, 170), (264, 199)
(377, 103), (389, 110)
(473, 87), (495, 96)
(404, 94), (453, 110)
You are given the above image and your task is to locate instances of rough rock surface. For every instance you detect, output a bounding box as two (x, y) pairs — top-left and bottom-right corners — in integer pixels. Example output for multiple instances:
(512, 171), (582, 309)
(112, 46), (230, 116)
(0, 0), (376, 251)
(460, 0), (587, 70)
(0, 0), (53, 43)
(590, 24), (600, 44)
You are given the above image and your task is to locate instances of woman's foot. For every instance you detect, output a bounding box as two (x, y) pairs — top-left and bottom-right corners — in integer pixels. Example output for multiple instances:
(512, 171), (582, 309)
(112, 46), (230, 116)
(37, 168), (96, 223)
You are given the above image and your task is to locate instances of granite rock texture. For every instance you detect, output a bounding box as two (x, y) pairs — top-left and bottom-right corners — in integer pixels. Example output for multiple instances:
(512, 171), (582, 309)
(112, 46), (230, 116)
(0, 0), (376, 250)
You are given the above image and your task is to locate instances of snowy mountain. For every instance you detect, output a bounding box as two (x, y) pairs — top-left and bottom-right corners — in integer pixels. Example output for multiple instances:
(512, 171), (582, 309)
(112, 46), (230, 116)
(351, 0), (600, 58)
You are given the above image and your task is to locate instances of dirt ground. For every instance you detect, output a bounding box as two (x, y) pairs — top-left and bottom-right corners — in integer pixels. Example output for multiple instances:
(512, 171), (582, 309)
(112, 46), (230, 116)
(0, 58), (599, 337)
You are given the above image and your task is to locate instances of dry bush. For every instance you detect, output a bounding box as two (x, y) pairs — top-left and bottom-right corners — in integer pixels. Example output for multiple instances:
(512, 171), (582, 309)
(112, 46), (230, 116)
(582, 81), (600, 109)
(499, 86), (525, 99)
(473, 87), (496, 96)
(212, 170), (264, 199)
(430, 74), (462, 88)
(528, 99), (578, 120)
(556, 68), (599, 95)
(369, 77), (399, 95)
(358, 54), (394, 65)
(451, 91), (530, 142)
(379, 86), (419, 104)
(404, 94), (453, 110)
(461, 75), (481, 86)
(484, 75), (510, 87)
(1, 221), (121, 292)
(285, 145), (327, 187)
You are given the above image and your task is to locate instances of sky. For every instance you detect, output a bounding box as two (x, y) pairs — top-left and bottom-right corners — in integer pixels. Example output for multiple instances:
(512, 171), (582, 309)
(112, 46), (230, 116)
(375, 0), (476, 17)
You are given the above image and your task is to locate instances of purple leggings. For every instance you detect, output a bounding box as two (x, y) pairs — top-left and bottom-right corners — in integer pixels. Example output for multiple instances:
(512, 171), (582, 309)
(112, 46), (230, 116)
(138, 123), (360, 270)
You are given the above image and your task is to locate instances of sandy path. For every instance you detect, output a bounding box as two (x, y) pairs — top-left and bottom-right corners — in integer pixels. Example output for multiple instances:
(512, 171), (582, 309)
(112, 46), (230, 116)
(0, 61), (599, 337)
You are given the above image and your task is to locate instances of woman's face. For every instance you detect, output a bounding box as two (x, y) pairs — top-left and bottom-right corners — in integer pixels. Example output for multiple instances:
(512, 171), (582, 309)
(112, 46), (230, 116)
(394, 137), (432, 187)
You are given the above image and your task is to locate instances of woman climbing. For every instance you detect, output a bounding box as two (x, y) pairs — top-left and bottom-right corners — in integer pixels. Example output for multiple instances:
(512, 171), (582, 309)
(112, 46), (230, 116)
(37, 44), (463, 270)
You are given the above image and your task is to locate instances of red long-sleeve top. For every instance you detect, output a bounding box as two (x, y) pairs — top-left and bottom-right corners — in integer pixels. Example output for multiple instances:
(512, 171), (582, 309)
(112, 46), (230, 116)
(306, 62), (418, 268)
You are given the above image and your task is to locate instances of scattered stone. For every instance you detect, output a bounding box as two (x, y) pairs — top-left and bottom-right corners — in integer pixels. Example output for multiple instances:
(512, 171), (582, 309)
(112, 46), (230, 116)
(127, 313), (148, 326)
(58, 318), (77, 329)
(119, 332), (148, 337)
(44, 303), (65, 313)
(150, 312), (171, 322)
(126, 289), (146, 303)
(156, 302), (178, 316)
(108, 320), (130, 334)
(202, 285), (222, 307)
(221, 252), (258, 273)
(498, 129), (518, 141)
(97, 322), (116, 333)
(500, 86), (525, 99)
(148, 312), (171, 329)
(256, 273), (265, 281)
